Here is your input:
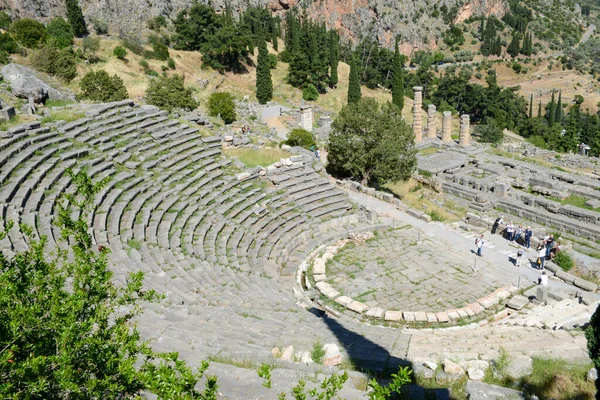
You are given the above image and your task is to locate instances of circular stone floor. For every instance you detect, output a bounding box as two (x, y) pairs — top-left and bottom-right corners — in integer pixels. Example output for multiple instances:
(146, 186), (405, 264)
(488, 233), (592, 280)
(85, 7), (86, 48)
(326, 226), (514, 312)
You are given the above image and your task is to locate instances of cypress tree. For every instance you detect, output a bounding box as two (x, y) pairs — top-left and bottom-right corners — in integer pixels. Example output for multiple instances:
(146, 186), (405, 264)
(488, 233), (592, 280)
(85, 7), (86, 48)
(529, 94), (533, 119)
(272, 32), (278, 52)
(555, 90), (563, 124)
(347, 55), (361, 104)
(548, 90), (556, 126)
(329, 30), (339, 88)
(391, 39), (404, 111)
(538, 101), (542, 118)
(480, 16), (485, 41)
(65, 0), (87, 37)
(507, 33), (520, 58)
(255, 39), (273, 104)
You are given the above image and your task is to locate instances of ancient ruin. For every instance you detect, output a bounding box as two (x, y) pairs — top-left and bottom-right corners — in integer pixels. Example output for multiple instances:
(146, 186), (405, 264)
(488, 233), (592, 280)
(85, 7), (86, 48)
(412, 86), (423, 142)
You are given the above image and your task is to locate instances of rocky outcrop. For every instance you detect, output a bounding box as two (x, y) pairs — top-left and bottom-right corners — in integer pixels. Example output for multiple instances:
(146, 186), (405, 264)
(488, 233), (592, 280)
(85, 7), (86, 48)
(0, 0), (508, 48)
(0, 63), (75, 103)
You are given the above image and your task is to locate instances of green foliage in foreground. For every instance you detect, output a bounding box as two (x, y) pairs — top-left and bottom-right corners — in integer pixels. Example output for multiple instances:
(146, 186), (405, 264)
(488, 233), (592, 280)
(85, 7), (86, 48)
(587, 305), (600, 398)
(0, 170), (217, 398)
(327, 98), (417, 186)
(207, 91), (236, 124)
(285, 128), (316, 150)
(146, 74), (198, 112)
(79, 70), (129, 102)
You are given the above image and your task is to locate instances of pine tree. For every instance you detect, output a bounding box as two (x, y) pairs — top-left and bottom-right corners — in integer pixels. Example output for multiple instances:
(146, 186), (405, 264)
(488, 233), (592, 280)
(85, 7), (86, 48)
(65, 0), (87, 37)
(391, 39), (404, 111)
(529, 94), (533, 119)
(347, 55), (361, 104)
(507, 33), (521, 58)
(548, 89), (556, 126)
(555, 90), (563, 124)
(255, 39), (273, 104)
(329, 30), (339, 88)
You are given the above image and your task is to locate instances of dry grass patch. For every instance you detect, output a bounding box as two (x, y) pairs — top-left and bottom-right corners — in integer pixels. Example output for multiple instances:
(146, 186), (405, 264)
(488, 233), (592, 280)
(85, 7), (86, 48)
(223, 147), (291, 168)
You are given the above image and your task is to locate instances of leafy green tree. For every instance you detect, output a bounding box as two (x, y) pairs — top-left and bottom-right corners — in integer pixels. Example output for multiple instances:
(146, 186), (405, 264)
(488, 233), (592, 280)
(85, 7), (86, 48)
(91, 17), (108, 35)
(285, 128), (315, 149)
(81, 36), (101, 59)
(31, 43), (78, 82)
(113, 45), (127, 60)
(302, 83), (318, 101)
(347, 55), (361, 105)
(207, 91), (236, 124)
(65, 0), (87, 37)
(255, 39), (273, 104)
(78, 70), (129, 102)
(327, 98), (417, 185)
(46, 17), (73, 48)
(586, 304), (600, 398)
(146, 74), (198, 112)
(391, 40), (404, 111)
(11, 18), (47, 48)
(0, 11), (11, 30)
(0, 32), (19, 55)
(475, 118), (504, 144)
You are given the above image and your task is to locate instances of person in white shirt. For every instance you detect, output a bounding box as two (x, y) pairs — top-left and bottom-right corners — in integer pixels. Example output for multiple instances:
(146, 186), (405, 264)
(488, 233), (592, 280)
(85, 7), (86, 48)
(538, 271), (548, 286)
(538, 246), (546, 270)
(507, 222), (514, 241)
(475, 234), (484, 257)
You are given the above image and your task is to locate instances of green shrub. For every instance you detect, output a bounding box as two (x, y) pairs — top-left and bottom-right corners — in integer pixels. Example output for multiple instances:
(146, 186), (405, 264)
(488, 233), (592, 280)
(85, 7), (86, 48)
(12, 18), (47, 48)
(90, 18), (108, 35)
(0, 51), (10, 65)
(207, 92), (236, 124)
(267, 53), (277, 69)
(139, 59), (149, 70)
(429, 210), (445, 222)
(121, 36), (144, 55)
(31, 43), (77, 82)
(302, 83), (319, 101)
(78, 70), (129, 102)
(147, 70), (159, 77)
(310, 342), (325, 364)
(113, 46), (127, 60)
(46, 17), (73, 49)
(0, 11), (11, 30)
(285, 128), (315, 149)
(146, 74), (198, 112)
(147, 15), (167, 31)
(81, 36), (100, 61)
(0, 32), (19, 54)
(475, 118), (504, 144)
(144, 41), (169, 61)
(167, 57), (176, 69)
(555, 251), (574, 271)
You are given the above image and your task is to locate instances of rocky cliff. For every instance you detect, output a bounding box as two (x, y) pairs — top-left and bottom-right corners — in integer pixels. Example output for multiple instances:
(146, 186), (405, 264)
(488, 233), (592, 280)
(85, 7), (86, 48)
(0, 0), (508, 48)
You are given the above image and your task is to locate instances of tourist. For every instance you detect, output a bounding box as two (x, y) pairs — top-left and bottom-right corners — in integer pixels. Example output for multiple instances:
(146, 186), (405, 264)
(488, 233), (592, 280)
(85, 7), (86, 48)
(524, 226), (533, 249)
(516, 247), (523, 268)
(514, 225), (523, 244)
(315, 149), (320, 159)
(538, 246), (546, 270)
(475, 234), (485, 257)
(506, 221), (514, 241)
(491, 215), (504, 235)
(545, 234), (554, 258)
(538, 271), (548, 286)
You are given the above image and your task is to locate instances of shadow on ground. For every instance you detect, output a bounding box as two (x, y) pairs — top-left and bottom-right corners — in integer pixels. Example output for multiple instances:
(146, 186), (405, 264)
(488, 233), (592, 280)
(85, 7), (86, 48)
(308, 307), (453, 399)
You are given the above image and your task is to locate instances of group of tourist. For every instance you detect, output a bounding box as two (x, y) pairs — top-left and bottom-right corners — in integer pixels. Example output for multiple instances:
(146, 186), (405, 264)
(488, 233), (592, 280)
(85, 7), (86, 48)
(241, 125), (252, 135)
(488, 216), (562, 272)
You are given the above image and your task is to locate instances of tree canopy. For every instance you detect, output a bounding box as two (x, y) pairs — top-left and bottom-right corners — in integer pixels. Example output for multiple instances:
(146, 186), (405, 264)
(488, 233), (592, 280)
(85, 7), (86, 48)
(327, 98), (417, 186)
(145, 74), (198, 112)
(79, 70), (129, 102)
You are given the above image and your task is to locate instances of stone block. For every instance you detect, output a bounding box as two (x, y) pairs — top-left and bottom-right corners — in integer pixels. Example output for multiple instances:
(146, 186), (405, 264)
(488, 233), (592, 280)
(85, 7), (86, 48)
(0, 106), (15, 120)
(426, 313), (438, 323)
(574, 277), (598, 292)
(443, 359), (465, 375)
(323, 343), (342, 366)
(506, 295), (529, 310)
(334, 296), (353, 307)
(446, 310), (460, 321)
(466, 381), (524, 399)
(407, 208), (424, 219)
(290, 155), (303, 162)
(313, 259), (326, 275)
(505, 355), (533, 379)
(281, 345), (294, 361)
(435, 312), (449, 323)
(347, 301), (369, 314)
(384, 310), (403, 322)
(403, 311), (416, 322)
(555, 269), (576, 284)
(477, 296), (496, 309)
(457, 309), (469, 318)
(366, 307), (385, 319)
(468, 302), (485, 315)
(415, 311), (427, 322)
(468, 368), (485, 381)
(420, 213), (432, 222)
(536, 286), (548, 302)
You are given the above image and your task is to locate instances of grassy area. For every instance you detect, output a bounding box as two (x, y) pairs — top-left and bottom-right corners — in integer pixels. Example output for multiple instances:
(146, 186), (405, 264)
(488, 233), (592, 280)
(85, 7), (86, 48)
(483, 356), (594, 399)
(385, 178), (466, 223)
(550, 194), (600, 212)
(223, 147), (291, 168)
(418, 147), (440, 156)
(41, 108), (87, 124)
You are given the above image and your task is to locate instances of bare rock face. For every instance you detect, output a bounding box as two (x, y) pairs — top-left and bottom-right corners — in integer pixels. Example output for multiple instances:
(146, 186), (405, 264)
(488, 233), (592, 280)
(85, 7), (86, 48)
(0, 63), (75, 103)
(1, 0), (509, 48)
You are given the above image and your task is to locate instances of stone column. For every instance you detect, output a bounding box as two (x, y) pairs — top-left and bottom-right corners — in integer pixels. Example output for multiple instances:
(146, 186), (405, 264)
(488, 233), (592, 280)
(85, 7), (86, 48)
(426, 104), (436, 139)
(299, 105), (313, 132)
(412, 86), (423, 142)
(459, 114), (470, 146)
(442, 111), (452, 142)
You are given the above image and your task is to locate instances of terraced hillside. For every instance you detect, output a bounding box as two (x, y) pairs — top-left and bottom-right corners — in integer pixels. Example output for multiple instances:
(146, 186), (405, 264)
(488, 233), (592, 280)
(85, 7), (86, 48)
(0, 100), (415, 382)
